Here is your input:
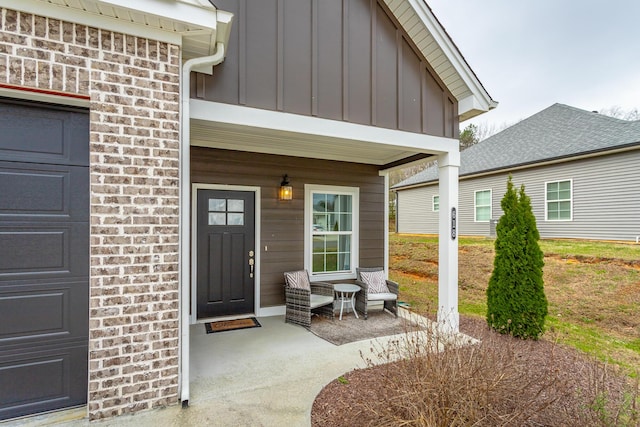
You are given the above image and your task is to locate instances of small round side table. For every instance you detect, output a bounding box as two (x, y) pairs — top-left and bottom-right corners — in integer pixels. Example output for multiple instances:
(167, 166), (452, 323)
(333, 283), (361, 320)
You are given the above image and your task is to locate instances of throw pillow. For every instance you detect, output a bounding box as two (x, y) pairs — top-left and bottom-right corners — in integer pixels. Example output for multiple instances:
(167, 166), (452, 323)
(284, 270), (311, 290)
(360, 270), (389, 294)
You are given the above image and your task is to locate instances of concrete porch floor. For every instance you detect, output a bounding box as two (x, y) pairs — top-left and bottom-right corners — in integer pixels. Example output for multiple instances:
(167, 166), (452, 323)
(5, 310), (457, 427)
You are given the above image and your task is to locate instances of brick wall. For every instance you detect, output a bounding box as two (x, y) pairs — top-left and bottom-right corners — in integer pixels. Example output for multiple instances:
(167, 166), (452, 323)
(0, 8), (181, 420)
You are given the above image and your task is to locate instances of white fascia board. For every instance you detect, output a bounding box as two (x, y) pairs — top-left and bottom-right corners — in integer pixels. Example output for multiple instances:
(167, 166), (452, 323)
(190, 100), (457, 155)
(405, 0), (496, 112)
(1, 0), (182, 45)
(458, 94), (496, 121)
(98, 0), (218, 31)
(214, 10), (233, 45)
(458, 95), (482, 115)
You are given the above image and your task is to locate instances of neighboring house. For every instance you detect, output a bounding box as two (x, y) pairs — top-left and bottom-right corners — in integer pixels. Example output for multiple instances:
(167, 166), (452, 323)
(0, 0), (495, 422)
(393, 103), (640, 242)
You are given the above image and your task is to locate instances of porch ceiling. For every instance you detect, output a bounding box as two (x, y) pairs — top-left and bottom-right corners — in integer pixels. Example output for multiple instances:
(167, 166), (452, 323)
(189, 101), (456, 169)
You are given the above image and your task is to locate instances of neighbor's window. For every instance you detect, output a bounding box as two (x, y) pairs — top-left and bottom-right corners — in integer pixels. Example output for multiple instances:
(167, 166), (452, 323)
(305, 185), (359, 280)
(432, 195), (440, 212)
(546, 180), (572, 221)
(474, 189), (492, 221)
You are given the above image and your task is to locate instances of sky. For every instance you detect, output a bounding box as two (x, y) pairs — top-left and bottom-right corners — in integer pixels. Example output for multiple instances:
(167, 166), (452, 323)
(426, 0), (640, 132)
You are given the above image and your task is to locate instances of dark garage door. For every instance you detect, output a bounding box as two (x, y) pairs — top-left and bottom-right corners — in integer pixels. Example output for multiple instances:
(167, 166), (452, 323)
(0, 99), (89, 420)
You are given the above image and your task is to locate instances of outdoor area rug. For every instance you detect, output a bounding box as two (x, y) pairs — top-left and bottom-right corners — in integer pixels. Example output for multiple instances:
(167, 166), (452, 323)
(310, 310), (423, 346)
(205, 317), (261, 334)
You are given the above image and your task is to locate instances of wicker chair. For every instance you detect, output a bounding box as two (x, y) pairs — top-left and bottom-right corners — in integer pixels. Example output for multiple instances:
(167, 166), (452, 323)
(354, 267), (399, 319)
(284, 270), (335, 329)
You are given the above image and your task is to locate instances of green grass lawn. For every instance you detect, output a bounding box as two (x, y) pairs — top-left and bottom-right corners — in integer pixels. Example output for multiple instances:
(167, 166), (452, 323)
(390, 234), (640, 374)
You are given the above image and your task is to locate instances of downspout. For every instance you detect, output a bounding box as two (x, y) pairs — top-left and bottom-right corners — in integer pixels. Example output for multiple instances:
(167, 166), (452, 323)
(179, 41), (226, 406)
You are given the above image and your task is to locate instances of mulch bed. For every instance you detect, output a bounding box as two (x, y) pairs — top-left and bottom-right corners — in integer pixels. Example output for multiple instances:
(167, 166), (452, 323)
(311, 315), (635, 426)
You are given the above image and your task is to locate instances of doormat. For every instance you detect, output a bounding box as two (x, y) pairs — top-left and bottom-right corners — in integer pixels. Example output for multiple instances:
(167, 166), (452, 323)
(205, 317), (261, 334)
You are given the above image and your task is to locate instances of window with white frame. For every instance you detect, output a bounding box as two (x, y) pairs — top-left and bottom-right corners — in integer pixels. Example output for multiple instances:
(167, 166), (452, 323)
(432, 195), (440, 212)
(305, 185), (359, 280)
(474, 189), (492, 221)
(546, 180), (572, 220)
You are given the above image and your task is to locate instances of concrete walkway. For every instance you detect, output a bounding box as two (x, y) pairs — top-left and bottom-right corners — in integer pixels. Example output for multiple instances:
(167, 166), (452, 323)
(4, 311), (464, 427)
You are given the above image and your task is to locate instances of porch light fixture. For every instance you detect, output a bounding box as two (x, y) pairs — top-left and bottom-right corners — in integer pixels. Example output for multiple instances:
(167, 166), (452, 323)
(279, 174), (293, 200)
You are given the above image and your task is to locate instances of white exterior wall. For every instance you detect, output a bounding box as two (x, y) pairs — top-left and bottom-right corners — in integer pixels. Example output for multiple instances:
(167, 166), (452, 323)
(396, 149), (640, 241)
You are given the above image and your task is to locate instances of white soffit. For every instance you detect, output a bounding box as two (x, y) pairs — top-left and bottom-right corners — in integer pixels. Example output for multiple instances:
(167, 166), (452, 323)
(382, 0), (497, 121)
(189, 101), (456, 166)
(1, 0), (230, 58)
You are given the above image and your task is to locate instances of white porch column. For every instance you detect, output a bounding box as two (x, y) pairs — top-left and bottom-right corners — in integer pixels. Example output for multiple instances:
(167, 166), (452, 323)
(437, 150), (460, 333)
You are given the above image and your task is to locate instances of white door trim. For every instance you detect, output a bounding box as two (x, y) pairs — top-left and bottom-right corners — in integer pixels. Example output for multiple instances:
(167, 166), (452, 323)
(191, 183), (261, 325)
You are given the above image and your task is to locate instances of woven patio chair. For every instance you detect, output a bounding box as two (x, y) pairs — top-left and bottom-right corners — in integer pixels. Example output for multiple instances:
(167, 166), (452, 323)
(284, 270), (335, 329)
(354, 267), (398, 320)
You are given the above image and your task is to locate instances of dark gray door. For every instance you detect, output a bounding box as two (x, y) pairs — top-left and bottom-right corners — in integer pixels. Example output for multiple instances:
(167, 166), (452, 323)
(0, 100), (89, 420)
(196, 189), (255, 318)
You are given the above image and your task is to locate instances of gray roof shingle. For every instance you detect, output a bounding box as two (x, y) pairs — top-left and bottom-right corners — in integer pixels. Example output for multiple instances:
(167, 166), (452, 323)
(393, 103), (640, 189)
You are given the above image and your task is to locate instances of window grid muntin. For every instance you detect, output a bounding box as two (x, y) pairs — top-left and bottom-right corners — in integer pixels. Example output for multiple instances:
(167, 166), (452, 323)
(312, 192), (353, 274)
(306, 185), (359, 280)
(474, 189), (492, 222)
(546, 180), (572, 221)
(207, 198), (245, 226)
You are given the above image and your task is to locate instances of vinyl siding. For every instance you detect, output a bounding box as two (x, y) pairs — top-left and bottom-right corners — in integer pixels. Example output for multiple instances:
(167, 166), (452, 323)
(396, 185), (438, 234)
(396, 149), (640, 241)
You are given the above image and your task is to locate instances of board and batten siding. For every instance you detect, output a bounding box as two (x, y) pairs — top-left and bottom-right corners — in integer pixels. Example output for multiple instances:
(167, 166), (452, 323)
(396, 149), (640, 241)
(191, 147), (385, 307)
(194, 0), (457, 139)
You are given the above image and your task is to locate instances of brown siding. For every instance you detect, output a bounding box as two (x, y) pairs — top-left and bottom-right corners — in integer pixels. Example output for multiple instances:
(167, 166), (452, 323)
(191, 147), (385, 307)
(196, 0), (458, 138)
(316, 0), (344, 119)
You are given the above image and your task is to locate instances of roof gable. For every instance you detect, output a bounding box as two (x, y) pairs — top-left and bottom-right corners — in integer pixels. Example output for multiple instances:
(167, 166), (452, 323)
(201, 0), (471, 139)
(394, 103), (640, 188)
(381, 0), (497, 120)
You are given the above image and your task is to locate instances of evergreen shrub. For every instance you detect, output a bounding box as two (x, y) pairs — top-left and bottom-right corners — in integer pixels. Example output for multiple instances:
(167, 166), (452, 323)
(486, 176), (548, 339)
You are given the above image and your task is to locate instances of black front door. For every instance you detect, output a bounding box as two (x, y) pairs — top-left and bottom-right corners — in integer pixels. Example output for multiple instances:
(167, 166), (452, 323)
(196, 189), (255, 318)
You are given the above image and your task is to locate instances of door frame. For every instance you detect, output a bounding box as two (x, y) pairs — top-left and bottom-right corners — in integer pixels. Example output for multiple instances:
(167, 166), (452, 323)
(191, 183), (261, 324)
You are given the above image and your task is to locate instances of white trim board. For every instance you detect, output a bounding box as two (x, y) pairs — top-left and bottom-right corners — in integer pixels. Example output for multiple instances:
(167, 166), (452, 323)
(190, 101), (457, 157)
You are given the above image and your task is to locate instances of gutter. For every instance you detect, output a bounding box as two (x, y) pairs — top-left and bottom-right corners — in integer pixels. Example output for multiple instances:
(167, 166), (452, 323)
(179, 41), (227, 407)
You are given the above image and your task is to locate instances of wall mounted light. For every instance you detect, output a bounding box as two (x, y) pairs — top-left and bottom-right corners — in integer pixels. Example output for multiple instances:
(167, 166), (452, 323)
(279, 174), (292, 200)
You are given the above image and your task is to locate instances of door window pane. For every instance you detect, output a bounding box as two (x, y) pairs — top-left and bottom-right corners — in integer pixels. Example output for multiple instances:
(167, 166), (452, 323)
(208, 212), (226, 225)
(227, 213), (244, 226)
(208, 198), (226, 211)
(227, 199), (244, 212)
(207, 197), (247, 226)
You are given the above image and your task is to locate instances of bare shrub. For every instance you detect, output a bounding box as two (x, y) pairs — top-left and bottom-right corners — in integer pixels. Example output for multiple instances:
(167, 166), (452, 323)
(350, 317), (639, 426)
